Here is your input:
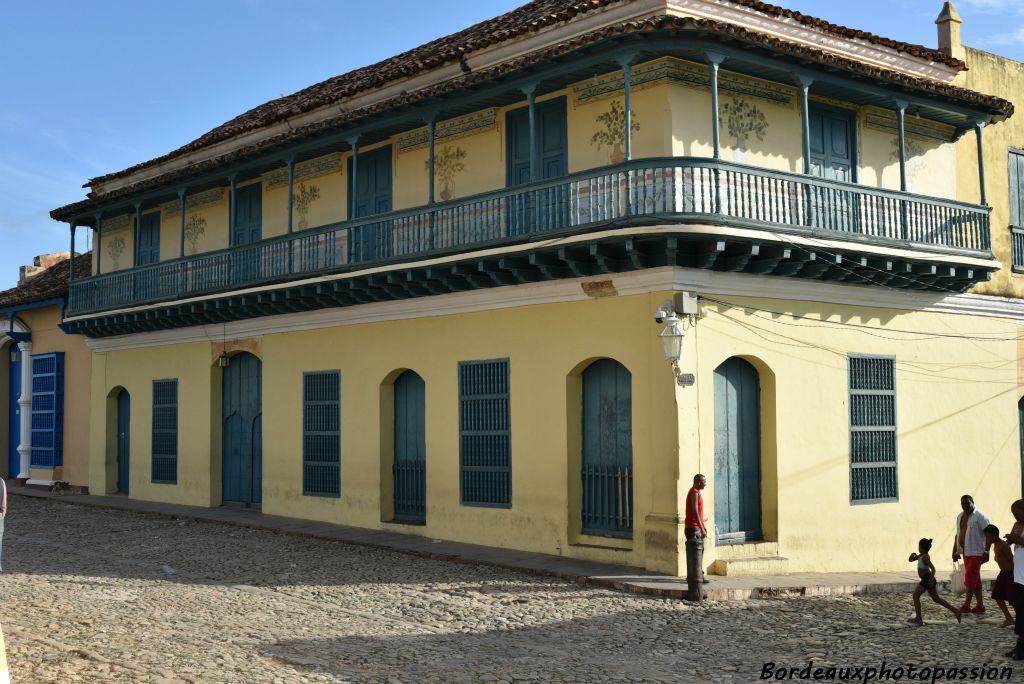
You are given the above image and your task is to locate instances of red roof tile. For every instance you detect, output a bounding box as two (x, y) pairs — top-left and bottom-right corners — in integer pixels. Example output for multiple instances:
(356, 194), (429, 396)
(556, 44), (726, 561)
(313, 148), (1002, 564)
(51, 10), (1011, 220)
(0, 254), (91, 309)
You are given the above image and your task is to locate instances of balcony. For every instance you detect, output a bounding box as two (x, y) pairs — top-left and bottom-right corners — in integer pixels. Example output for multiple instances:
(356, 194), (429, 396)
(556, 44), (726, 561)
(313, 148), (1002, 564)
(66, 156), (993, 329)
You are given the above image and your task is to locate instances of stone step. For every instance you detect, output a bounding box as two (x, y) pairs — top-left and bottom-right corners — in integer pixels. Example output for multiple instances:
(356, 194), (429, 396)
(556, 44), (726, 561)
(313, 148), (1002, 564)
(711, 555), (790, 576)
(714, 541), (779, 560)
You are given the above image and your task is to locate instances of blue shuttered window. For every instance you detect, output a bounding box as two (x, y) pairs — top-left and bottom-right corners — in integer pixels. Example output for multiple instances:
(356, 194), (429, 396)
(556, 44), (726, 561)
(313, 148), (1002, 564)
(1009, 150), (1024, 271)
(152, 380), (178, 483)
(459, 359), (511, 507)
(30, 353), (64, 468)
(303, 371), (340, 497)
(849, 355), (898, 503)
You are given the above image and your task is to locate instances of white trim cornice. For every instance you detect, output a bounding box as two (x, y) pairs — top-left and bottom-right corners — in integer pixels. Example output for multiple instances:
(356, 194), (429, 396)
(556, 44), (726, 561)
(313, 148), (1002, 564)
(666, 0), (960, 83)
(86, 265), (1024, 353)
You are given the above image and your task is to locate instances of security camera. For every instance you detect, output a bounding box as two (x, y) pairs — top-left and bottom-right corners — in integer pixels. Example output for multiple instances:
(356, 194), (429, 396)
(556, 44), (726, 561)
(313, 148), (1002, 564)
(654, 306), (671, 324)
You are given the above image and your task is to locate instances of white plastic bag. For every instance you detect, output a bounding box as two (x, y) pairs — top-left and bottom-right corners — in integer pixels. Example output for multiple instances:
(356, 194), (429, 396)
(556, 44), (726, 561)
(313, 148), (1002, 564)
(949, 561), (965, 594)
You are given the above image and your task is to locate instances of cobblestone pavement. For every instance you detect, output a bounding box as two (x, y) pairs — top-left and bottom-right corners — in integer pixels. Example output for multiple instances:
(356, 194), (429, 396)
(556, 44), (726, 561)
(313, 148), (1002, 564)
(0, 497), (1020, 683)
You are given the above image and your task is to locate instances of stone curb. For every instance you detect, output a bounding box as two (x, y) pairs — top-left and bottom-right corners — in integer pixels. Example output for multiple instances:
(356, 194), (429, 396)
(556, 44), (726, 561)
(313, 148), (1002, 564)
(11, 488), (990, 603)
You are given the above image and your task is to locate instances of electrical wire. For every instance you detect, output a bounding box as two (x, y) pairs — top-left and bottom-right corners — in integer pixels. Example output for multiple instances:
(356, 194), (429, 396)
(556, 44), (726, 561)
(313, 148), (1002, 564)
(701, 295), (1023, 342)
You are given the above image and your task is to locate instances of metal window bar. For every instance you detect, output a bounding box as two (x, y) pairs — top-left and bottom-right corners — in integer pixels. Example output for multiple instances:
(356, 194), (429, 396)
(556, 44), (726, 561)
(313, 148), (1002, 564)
(458, 359), (511, 507)
(151, 379), (178, 484)
(848, 355), (898, 503)
(303, 371), (341, 497)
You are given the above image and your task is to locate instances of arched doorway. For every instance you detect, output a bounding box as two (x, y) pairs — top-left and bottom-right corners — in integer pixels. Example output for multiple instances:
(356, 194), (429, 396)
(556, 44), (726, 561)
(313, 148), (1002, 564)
(714, 357), (762, 544)
(116, 389), (131, 494)
(581, 358), (633, 537)
(7, 344), (21, 478)
(222, 352), (262, 506)
(393, 370), (426, 522)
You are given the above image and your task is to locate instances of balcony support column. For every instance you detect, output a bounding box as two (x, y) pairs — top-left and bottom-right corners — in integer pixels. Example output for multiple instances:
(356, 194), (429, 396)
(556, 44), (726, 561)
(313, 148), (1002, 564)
(347, 136), (360, 219)
(286, 157), (296, 234)
(133, 202), (142, 266)
(95, 212), (103, 275)
(426, 115), (437, 250)
(798, 77), (814, 175)
(178, 189), (186, 258)
(68, 223), (76, 283)
(706, 52), (725, 215)
(228, 174), (237, 241)
(524, 84), (538, 181)
(975, 119), (988, 206)
(895, 101), (908, 192)
(706, 53), (724, 160)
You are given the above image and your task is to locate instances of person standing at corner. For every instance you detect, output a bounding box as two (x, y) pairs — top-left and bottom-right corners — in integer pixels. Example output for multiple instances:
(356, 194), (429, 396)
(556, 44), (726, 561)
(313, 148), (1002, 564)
(684, 473), (710, 600)
(1003, 500), (1024, 660)
(953, 494), (990, 614)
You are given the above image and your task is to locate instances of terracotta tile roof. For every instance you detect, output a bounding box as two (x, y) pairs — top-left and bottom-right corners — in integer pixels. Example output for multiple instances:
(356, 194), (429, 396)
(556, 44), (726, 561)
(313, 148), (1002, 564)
(51, 11), (1012, 220)
(82, 0), (966, 188)
(0, 254), (91, 309)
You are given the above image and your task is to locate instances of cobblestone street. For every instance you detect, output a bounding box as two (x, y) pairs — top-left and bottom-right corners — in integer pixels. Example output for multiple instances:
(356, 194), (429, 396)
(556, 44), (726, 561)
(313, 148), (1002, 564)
(0, 497), (1018, 683)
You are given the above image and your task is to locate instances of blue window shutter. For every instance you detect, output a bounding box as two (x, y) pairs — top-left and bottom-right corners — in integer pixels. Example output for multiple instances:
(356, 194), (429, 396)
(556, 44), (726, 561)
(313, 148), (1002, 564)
(30, 353), (64, 468)
(459, 358), (511, 507)
(848, 355), (898, 503)
(1009, 151), (1024, 270)
(151, 379), (178, 484)
(303, 371), (340, 497)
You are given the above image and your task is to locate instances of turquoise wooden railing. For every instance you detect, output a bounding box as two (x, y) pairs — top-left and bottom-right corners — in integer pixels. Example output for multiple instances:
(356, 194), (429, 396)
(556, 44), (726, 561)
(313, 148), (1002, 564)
(68, 157), (992, 315)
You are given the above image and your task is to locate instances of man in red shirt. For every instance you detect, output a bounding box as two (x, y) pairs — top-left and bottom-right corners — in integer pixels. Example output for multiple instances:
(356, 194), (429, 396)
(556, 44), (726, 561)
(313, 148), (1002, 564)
(685, 473), (709, 600)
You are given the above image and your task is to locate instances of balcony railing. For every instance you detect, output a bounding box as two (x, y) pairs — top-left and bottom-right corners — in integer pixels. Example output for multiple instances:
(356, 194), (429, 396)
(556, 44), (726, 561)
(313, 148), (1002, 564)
(68, 156), (991, 316)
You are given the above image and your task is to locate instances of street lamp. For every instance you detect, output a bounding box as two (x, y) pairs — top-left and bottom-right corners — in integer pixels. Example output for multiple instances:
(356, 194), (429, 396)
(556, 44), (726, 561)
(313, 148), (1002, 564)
(659, 311), (684, 363)
(656, 302), (695, 387)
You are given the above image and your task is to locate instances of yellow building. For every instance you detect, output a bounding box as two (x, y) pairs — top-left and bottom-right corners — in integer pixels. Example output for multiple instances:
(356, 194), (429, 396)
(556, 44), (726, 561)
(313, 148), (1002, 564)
(0, 253), (92, 489)
(49, 1), (1024, 576)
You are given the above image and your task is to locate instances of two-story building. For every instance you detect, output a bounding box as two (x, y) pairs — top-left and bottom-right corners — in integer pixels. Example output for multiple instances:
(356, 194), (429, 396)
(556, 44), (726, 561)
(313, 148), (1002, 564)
(49, 0), (1023, 576)
(0, 253), (92, 489)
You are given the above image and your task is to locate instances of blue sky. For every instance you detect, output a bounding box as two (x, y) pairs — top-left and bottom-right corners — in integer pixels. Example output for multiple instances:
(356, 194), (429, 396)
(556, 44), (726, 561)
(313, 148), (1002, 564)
(1, 0), (1021, 291)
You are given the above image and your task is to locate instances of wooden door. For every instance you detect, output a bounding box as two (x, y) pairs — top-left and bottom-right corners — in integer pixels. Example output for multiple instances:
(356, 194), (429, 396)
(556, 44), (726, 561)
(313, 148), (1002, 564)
(136, 212), (161, 266)
(808, 105), (856, 231)
(393, 370), (426, 522)
(505, 97), (568, 235)
(348, 146), (393, 262)
(116, 389), (130, 494)
(581, 359), (633, 537)
(222, 352), (263, 506)
(7, 348), (20, 478)
(231, 184), (263, 283)
(714, 357), (762, 544)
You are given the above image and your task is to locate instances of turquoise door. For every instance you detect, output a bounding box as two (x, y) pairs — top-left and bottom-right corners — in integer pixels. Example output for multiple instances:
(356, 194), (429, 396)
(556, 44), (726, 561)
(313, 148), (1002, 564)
(116, 389), (130, 494)
(808, 105), (856, 231)
(581, 359), (633, 537)
(808, 104), (855, 182)
(393, 370), (426, 522)
(232, 184), (263, 283)
(7, 346), (20, 478)
(714, 357), (762, 544)
(506, 97), (568, 235)
(222, 352), (262, 506)
(136, 212), (160, 265)
(348, 145), (393, 263)
(135, 212), (161, 300)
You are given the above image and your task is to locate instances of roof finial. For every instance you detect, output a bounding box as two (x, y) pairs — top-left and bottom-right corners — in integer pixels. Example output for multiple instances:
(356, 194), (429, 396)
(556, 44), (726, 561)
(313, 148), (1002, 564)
(936, 1), (965, 60)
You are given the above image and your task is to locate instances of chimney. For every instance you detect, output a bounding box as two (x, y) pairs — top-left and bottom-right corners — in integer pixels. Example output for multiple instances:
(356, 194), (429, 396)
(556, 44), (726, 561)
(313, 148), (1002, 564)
(936, 1), (965, 60)
(17, 251), (73, 286)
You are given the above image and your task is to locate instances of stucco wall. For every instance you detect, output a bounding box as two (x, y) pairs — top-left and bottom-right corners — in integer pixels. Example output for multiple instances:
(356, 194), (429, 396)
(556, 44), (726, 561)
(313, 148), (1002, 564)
(87, 280), (1024, 575)
(957, 46), (1024, 299)
(18, 306), (92, 487)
